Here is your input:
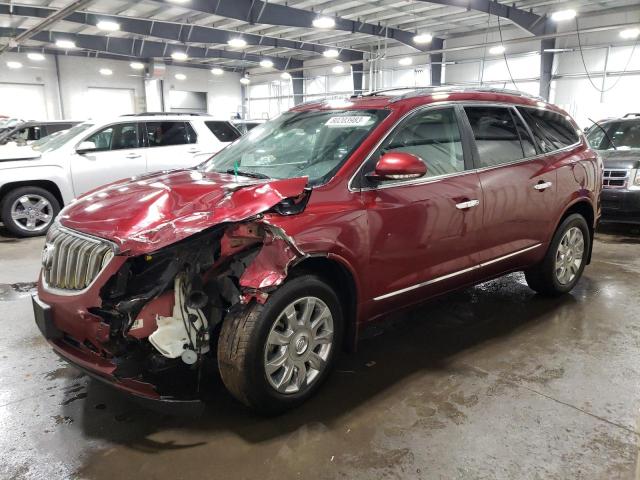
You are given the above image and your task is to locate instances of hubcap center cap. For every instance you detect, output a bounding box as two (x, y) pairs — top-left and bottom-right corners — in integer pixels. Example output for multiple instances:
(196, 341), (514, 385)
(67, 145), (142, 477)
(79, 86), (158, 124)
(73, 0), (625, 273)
(294, 335), (309, 355)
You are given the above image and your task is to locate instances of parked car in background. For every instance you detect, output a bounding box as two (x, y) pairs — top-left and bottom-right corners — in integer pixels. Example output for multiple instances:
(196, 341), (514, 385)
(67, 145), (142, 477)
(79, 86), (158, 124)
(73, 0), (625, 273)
(33, 88), (601, 413)
(0, 114), (241, 236)
(0, 117), (24, 136)
(0, 120), (81, 146)
(586, 113), (640, 224)
(232, 119), (266, 135)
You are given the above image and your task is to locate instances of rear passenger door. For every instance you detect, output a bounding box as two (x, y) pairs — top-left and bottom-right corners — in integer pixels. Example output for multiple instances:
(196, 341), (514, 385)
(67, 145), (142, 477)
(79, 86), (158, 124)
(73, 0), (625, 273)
(144, 121), (200, 172)
(462, 105), (557, 271)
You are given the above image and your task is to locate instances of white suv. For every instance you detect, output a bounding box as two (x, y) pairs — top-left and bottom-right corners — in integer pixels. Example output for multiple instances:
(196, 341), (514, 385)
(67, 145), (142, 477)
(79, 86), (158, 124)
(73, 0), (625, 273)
(0, 114), (240, 237)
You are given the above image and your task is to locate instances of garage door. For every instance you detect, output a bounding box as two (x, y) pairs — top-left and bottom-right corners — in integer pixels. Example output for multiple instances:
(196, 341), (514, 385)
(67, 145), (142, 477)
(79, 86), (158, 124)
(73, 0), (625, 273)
(169, 90), (207, 113)
(87, 87), (136, 118)
(0, 83), (48, 119)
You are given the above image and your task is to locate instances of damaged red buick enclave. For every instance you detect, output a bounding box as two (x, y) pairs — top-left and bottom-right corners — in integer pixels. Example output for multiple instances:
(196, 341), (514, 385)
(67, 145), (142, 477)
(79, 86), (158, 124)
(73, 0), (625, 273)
(33, 88), (602, 413)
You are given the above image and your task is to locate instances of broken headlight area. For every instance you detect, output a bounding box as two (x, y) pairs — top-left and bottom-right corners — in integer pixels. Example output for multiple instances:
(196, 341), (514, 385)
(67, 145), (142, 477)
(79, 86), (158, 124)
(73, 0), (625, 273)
(83, 221), (301, 400)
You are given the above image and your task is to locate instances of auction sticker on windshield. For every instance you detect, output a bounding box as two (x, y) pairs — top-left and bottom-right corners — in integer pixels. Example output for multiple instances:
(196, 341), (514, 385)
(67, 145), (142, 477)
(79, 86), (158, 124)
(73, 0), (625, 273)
(325, 116), (373, 127)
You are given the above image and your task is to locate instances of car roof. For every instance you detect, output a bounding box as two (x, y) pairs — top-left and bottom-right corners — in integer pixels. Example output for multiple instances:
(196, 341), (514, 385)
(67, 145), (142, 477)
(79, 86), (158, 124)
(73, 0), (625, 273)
(13, 120), (82, 127)
(88, 114), (231, 123)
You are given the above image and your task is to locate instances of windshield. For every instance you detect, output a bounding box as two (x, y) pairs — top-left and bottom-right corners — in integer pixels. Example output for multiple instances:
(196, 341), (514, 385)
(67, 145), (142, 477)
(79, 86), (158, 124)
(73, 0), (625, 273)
(31, 130), (67, 150)
(201, 109), (389, 185)
(587, 120), (640, 150)
(36, 122), (94, 153)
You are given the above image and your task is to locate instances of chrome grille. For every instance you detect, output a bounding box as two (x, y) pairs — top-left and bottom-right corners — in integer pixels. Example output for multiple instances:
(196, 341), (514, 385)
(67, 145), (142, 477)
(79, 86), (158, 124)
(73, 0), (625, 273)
(603, 169), (630, 188)
(43, 226), (115, 291)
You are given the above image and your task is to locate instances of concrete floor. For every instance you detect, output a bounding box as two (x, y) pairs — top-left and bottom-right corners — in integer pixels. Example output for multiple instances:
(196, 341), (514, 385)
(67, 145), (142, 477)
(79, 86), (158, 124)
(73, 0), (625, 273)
(1, 225), (640, 480)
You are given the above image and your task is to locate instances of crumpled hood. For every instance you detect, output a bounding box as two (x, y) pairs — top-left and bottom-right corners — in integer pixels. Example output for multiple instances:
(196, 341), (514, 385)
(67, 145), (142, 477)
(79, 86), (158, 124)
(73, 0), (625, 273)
(59, 169), (308, 254)
(598, 149), (640, 170)
(0, 144), (41, 162)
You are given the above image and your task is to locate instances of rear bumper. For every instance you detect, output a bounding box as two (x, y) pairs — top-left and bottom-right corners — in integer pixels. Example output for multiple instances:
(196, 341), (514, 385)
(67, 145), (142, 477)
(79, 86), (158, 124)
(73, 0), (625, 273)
(600, 188), (640, 224)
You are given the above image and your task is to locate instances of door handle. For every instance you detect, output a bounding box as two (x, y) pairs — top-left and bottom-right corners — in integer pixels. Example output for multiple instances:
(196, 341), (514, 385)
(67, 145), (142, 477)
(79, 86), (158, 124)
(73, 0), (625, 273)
(187, 148), (201, 154)
(455, 199), (480, 210)
(125, 153), (142, 159)
(534, 181), (552, 191)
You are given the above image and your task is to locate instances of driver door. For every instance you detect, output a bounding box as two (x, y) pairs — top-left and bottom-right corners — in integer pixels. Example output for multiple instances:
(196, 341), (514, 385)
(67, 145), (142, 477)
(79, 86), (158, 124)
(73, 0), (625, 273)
(71, 122), (147, 196)
(357, 106), (483, 314)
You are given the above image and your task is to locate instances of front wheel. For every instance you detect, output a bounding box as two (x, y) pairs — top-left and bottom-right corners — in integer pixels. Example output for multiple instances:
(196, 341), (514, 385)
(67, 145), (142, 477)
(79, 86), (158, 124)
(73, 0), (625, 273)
(1, 186), (60, 237)
(525, 213), (590, 296)
(217, 274), (343, 414)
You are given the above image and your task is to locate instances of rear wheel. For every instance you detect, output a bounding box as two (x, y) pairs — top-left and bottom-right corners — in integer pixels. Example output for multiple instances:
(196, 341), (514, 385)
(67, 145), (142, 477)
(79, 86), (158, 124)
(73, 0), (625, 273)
(217, 274), (343, 414)
(525, 213), (590, 296)
(1, 186), (60, 237)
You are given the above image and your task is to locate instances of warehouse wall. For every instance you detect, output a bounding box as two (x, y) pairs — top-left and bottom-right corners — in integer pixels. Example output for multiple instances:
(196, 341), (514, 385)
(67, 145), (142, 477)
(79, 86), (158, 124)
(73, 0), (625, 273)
(0, 54), (243, 121)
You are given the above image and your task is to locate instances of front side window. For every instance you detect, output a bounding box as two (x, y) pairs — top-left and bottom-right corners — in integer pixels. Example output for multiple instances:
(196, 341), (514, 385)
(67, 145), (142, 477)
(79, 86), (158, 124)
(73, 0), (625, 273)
(518, 107), (580, 153)
(39, 122), (94, 153)
(361, 107), (464, 185)
(201, 109), (389, 185)
(586, 120), (640, 151)
(464, 106), (525, 167)
(85, 123), (141, 151)
(146, 121), (195, 147)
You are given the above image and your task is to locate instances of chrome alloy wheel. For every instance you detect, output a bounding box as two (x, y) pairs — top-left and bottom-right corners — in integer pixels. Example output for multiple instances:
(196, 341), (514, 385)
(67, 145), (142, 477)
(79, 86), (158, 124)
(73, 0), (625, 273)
(10, 194), (53, 232)
(555, 227), (585, 285)
(264, 297), (334, 394)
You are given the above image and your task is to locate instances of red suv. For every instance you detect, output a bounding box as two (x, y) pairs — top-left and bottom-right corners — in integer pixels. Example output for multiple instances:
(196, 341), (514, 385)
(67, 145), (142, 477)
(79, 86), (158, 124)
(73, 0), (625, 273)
(33, 88), (602, 413)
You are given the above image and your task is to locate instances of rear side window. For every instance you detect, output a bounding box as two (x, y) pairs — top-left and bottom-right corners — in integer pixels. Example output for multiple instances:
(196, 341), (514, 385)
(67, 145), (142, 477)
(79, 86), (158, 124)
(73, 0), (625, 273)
(518, 108), (579, 153)
(145, 121), (195, 147)
(205, 121), (241, 142)
(464, 106), (525, 167)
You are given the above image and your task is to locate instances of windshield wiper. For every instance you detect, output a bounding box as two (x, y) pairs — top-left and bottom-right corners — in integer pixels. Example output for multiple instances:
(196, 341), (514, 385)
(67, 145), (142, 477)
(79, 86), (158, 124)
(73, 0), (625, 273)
(225, 168), (270, 179)
(588, 117), (617, 150)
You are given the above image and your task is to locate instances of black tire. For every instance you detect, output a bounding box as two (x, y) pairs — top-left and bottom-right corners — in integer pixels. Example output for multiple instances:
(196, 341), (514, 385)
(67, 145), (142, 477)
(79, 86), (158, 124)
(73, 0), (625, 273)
(1, 186), (60, 237)
(525, 213), (591, 296)
(218, 274), (343, 414)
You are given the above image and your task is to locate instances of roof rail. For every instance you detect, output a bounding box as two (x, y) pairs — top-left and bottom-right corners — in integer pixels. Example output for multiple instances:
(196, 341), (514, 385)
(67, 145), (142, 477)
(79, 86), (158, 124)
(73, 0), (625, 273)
(388, 86), (544, 103)
(120, 112), (211, 117)
(623, 113), (640, 118)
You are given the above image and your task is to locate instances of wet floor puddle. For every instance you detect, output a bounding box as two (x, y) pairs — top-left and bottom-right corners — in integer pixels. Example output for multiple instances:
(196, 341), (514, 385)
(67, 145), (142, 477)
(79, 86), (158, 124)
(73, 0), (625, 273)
(0, 282), (37, 301)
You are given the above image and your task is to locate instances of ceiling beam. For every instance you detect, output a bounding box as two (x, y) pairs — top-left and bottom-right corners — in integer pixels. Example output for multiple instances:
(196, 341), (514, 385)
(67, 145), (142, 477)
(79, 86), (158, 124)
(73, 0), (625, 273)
(151, 0), (444, 52)
(414, 0), (552, 36)
(0, 3), (365, 62)
(0, 27), (303, 70)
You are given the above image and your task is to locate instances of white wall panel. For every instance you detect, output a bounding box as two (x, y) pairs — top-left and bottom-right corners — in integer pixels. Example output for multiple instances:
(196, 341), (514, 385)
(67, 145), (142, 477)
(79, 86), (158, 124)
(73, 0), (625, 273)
(0, 83), (47, 119)
(86, 87), (135, 118)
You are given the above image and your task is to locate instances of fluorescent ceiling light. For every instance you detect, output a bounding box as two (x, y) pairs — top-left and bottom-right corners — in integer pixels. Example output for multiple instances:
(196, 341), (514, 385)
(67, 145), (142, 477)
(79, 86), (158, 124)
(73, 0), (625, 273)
(323, 48), (339, 58)
(175, 73), (186, 80)
(259, 59), (274, 68)
(97, 20), (120, 31)
(489, 45), (506, 55)
(551, 9), (577, 22)
(313, 16), (335, 29)
(27, 52), (45, 61)
(240, 77), (250, 85)
(211, 67), (224, 75)
(413, 33), (433, 44)
(171, 51), (188, 61)
(280, 72), (291, 79)
(398, 57), (413, 66)
(55, 39), (76, 49)
(7, 61), (22, 69)
(228, 38), (247, 48)
(620, 27), (640, 40)
(543, 48), (572, 53)
(130, 61), (145, 70)
(332, 65), (345, 74)
(99, 68), (113, 76)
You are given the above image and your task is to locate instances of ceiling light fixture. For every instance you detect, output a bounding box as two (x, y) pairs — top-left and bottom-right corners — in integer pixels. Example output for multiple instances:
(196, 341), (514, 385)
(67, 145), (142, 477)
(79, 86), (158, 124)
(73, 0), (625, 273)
(489, 45), (506, 55)
(7, 61), (22, 69)
(332, 65), (345, 74)
(620, 27), (640, 40)
(280, 72), (291, 79)
(96, 20), (120, 31)
(228, 38), (247, 48)
(171, 51), (188, 61)
(130, 61), (145, 70)
(323, 48), (339, 58)
(259, 59), (274, 68)
(551, 9), (577, 22)
(240, 77), (250, 85)
(413, 33), (433, 44)
(99, 68), (113, 76)
(313, 16), (335, 29)
(27, 52), (45, 61)
(211, 67), (224, 75)
(175, 73), (187, 80)
(55, 39), (76, 49)
(398, 57), (413, 66)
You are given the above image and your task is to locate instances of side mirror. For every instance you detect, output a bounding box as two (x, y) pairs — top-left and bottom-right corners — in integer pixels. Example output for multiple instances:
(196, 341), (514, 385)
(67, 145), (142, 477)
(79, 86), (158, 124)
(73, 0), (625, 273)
(368, 151), (427, 181)
(76, 141), (97, 154)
